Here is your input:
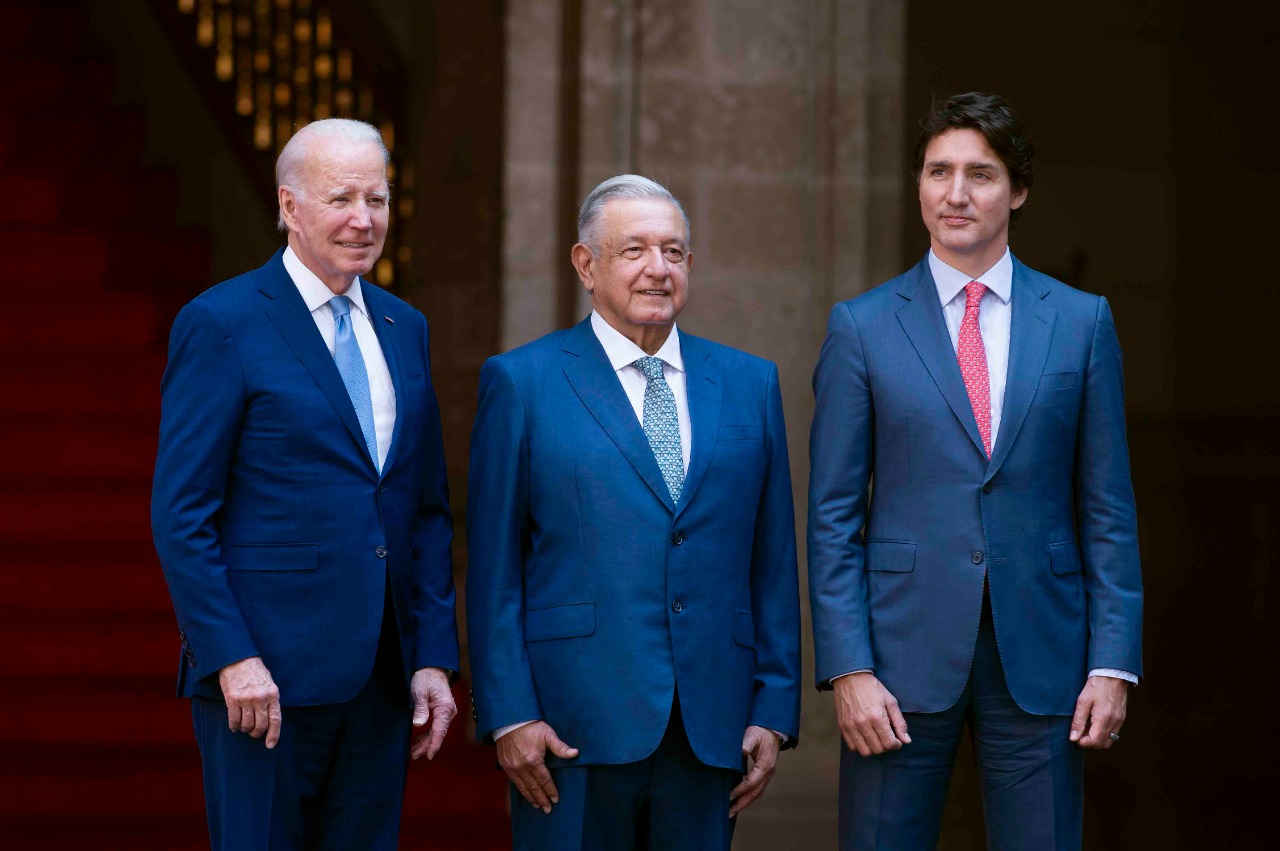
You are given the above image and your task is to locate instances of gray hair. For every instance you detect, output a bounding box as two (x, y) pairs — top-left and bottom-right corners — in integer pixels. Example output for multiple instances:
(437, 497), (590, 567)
(275, 118), (390, 231)
(577, 174), (691, 257)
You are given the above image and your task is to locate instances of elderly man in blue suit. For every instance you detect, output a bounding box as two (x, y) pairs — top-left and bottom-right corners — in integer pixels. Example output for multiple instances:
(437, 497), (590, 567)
(466, 175), (801, 850)
(808, 92), (1143, 849)
(152, 118), (459, 850)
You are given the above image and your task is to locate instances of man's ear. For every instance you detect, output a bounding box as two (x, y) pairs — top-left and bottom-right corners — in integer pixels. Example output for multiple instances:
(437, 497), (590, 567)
(1011, 185), (1029, 212)
(571, 243), (596, 292)
(278, 186), (299, 232)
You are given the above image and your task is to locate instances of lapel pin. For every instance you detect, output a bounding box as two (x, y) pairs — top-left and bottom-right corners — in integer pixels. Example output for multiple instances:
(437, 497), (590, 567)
(384, 315), (395, 324)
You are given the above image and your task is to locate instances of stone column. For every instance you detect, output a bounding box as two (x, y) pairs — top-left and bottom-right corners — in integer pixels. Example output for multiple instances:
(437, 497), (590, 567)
(502, 1), (906, 843)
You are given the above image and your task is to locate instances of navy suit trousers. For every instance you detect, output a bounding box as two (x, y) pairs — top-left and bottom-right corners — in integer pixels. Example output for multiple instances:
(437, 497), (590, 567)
(192, 581), (412, 851)
(510, 697), (740, 851)
(839, 591), (1084, 850)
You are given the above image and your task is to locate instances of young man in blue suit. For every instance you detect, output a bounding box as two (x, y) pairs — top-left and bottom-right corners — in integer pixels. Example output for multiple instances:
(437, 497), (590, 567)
(152, 119), (459, 850)
(808, 93), (1143, 849)
(466, 175), (801, 850)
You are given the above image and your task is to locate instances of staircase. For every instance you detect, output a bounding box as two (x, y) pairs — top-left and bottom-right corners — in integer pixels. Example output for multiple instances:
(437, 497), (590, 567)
(0, 2), (507, 847)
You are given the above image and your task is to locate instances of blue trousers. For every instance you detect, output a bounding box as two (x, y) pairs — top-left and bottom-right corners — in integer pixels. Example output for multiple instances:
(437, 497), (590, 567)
(192, 587), (412, 851)
(839, 592), (1084, 850)
(511, 698), (740, 851)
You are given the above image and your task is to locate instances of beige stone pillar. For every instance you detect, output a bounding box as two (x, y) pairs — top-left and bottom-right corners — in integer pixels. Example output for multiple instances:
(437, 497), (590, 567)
(502, 1), (906, 843)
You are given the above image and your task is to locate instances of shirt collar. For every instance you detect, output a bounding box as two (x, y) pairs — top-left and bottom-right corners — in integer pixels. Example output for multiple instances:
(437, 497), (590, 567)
(590, 310), (684, 374)
(928, 247), (1013, 307)
(283, 246), (369, 318)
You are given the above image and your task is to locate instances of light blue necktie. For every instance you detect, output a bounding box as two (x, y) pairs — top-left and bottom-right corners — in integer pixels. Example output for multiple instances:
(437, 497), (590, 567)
(633, 356), (684, 504)
(329, 295), (379, 471)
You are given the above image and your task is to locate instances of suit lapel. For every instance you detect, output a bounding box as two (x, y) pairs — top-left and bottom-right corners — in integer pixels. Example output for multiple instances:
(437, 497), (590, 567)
(562, 319), (676, 512)
(895, 257), (988, 458)
(986, 258), (1055, 477)
(257, 253), (376, 471)
(674, 334), (721, 520)
(363, 283), (405, 478)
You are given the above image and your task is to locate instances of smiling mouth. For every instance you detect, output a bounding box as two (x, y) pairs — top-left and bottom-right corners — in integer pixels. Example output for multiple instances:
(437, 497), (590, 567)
(638, 290), (668, 296)
(339, 242), (373, 248)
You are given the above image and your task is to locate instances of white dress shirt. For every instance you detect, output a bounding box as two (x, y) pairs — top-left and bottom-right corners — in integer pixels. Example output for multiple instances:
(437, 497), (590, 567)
(833, 249), (1135, 686)
(931, 248), (1013, 444)
(283, 247), (396, 471)
(589, 310), (692, 474)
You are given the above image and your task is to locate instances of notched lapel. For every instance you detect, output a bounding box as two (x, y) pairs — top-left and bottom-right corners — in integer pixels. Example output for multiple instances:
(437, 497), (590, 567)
(895, 264), (988, 458)
(986, 266), (1055, 477)
(675, 337), (721, 519)
(561, 322), (676, 512)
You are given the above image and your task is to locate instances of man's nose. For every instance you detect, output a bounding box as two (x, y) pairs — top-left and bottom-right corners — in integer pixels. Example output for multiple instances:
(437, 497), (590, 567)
(643, 247), (670, 278)
(945, 175), (969, 206)
(349, 201), (373, 229)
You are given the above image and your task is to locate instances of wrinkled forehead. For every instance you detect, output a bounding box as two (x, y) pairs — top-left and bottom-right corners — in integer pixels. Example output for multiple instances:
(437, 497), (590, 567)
(602, 197), (688, 244)
(302, 139), (388, 191)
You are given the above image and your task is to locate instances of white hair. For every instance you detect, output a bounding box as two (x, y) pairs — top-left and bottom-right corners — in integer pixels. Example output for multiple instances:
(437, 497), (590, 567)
(577, 174), (691, 257)
(275, 118), (390, 231)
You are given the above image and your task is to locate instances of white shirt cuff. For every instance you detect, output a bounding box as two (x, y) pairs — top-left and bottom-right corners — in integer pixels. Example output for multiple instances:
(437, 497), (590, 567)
(830, 669), (873, 682)
(1089, 668), (1138, 685)
(492, 719), (537, 740)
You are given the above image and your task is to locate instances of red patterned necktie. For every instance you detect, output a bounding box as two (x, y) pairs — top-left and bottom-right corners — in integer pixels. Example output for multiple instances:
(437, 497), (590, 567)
(957, 280), (992, 457)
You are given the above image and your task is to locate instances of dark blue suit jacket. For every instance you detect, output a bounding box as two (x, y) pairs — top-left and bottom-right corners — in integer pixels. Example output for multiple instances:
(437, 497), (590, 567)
(466, 318), (801, 771)
(152, 250), (459, 705)
(808, 255), (1143, 715)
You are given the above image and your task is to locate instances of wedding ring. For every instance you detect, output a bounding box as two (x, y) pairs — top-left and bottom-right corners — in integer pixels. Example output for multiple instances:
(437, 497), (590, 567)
(1108, 732), (1120, 742)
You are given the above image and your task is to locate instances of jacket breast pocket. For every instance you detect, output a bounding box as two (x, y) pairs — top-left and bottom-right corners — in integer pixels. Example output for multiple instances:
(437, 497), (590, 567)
(865, 540), (916, 573)
(223, 543), (319, 571)
(717, 424), (759, 441)
(524, 602), (596, 642)
(1049, 542), (1082, 575)
(1035, 371), (1081, 407)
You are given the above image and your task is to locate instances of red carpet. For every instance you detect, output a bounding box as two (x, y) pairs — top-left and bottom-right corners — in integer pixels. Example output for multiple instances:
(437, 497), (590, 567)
(0, 2), (508, 847)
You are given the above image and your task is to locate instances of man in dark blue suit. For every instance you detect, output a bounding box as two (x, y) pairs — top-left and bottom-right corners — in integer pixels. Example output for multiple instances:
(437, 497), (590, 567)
(466, 175), (801, 850)
(808, 93), (1143, 849)
(152, 118), (459, 850)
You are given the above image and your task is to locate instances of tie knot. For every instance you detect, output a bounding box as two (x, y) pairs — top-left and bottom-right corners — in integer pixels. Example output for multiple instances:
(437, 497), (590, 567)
(329, 295), (353, 319)
(964, 281), (986, 314)
(633, 356), (665, 381)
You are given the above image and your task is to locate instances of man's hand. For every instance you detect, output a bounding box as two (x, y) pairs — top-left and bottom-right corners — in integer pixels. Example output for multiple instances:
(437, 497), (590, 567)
(834, 672), (911, 756)
(729, 726), (781, 817)
(496, 721), (579, 814)
(218, 656), (282, 749)
(410, 667), (457, 760)
(1070, 675), (1128, 749)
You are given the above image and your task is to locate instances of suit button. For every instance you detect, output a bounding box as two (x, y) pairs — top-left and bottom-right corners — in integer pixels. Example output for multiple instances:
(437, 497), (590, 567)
(982, 482), (993, 494)
(672, 600), (683, 613)
(672, 532), (684, 545)
(375, 546), (388, 558)
(379, 486), (389, 494)
(971, 551), (984, 564)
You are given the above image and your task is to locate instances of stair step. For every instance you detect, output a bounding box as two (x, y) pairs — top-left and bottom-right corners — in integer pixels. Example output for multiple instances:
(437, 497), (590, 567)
(0, 556), (171, 615)
(2, 56), (113, 111)
(0, 483), (153, 544)
(1, 682), (190, 748)
(0, 418), (157, 478)
(9, 289), (162, 347)
(0, 110), (146, 168)
(0, 6), (85, 55)
(10, 227), (209, 292)
(1, 167), (181, 227)
(3, 616), (175, 680)
(0, 347), (163, 415)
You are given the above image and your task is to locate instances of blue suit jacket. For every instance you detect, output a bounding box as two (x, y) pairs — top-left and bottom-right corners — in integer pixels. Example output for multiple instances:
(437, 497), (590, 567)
(465, 318), (801, 771)
(808, 255), (1143, 715)
(151, 250), (459, 705)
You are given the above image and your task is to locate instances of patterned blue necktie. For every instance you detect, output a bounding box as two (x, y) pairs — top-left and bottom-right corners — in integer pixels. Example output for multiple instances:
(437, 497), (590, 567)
(633, 356), (684, 504)
(329, 295), (379, 471)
